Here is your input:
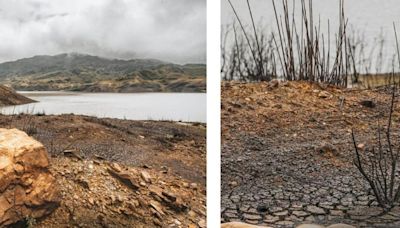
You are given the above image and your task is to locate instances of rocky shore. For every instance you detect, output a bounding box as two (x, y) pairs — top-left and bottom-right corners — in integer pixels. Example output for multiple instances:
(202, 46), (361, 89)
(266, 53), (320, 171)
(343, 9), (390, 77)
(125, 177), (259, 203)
(0, 85), (34, 106)
(0, 114), (206, 227)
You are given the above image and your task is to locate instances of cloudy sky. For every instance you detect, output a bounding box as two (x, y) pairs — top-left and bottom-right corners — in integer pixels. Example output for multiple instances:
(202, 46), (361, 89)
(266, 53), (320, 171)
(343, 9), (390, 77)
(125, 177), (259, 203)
(0, 0), (206, 64)
(222, 0), (399, 43)
(222, 0), (399, 73)
(222, 0), (399, 23)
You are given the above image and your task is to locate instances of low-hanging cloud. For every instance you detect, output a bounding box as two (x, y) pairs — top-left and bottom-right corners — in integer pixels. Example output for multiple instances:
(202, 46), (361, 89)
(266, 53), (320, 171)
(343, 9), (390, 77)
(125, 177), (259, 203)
(0, 0), (206, 64)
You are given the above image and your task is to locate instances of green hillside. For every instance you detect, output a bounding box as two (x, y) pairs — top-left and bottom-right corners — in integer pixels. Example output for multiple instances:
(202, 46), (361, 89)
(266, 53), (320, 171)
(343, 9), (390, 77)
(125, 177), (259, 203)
(0, 53), (206, 92)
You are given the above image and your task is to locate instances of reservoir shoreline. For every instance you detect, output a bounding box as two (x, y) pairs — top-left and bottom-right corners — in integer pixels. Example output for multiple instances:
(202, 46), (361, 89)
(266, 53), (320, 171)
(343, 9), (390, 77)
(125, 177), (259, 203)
(1, 92), (206, 123)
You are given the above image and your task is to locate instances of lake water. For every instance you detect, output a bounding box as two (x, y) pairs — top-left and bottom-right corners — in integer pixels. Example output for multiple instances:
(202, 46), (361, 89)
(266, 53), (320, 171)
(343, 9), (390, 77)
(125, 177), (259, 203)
(1, 92), (206, 123)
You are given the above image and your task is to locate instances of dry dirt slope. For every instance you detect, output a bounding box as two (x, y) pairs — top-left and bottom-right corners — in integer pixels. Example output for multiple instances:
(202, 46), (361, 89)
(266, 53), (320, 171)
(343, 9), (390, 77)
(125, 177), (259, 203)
(0, 85), (34, 106)
(34, 157), (206, 228)
(0, 114), (206, 227)
(221, 81), (400, 227)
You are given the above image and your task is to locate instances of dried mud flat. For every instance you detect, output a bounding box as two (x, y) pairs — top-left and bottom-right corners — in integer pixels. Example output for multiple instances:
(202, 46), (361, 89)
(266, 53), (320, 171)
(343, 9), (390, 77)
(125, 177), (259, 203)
(0, 114), (206, 227)
(221, 81), (400, 227)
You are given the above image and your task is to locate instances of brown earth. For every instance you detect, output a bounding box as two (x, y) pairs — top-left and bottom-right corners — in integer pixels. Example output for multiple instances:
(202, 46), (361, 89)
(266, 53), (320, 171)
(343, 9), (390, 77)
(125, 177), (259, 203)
(0, 114), (206, 227)
(0, 85), (34, 106)
(355, 73), (400, 89)
(6, 77), (206, 93)
(33, 157), (206, 227)
(221, 80), (400, 227)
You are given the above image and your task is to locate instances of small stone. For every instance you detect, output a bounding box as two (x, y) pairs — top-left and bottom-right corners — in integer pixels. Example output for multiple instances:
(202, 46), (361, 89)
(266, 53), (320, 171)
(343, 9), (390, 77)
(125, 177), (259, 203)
(162, 191), (177, 202)
(229, 181), (238, 187)
(13, 164), (24, 174)
(269, 79), (279, 88)
(318, 91), (332, 98)
(190, 183), (198, 190)
(110, 163), (122, 172)
(140, 171), (152, 183)
(357, 143), (365, 149)
(110, 194), (116, 203)
(149, 200), (165, 216)
(197, 219), (206, 228)
(173, 219), (181, 225)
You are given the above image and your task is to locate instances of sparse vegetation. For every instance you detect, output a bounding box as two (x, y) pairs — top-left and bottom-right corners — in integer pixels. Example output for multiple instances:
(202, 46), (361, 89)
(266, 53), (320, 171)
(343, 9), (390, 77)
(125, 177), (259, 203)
(222, 0), (400, 88)
(351, 24), (400, 210)
(352, 88), (400, 209)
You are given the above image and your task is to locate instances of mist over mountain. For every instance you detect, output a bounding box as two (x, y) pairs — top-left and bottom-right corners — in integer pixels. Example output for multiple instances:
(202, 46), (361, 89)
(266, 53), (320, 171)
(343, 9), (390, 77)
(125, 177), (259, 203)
(0, 53), (166, 77)
(0, 0), (206, 64)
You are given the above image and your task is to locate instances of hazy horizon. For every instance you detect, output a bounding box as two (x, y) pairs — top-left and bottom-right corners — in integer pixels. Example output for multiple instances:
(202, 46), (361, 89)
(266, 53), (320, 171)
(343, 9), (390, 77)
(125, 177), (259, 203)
(0, 52), (207, 65)
(0, 0), (206, 64)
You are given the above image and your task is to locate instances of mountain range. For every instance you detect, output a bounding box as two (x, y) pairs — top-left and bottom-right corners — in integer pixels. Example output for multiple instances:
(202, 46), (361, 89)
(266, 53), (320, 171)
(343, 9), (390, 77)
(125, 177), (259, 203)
(0, 53), (206, 92)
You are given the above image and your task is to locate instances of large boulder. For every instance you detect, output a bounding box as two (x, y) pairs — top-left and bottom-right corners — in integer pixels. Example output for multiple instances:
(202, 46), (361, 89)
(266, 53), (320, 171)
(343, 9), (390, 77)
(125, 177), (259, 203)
(0, 128), (60, 226)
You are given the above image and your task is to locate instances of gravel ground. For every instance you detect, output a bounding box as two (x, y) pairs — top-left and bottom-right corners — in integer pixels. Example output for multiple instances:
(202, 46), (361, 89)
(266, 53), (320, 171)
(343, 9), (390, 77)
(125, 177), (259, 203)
(221, 81), (400, 227)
